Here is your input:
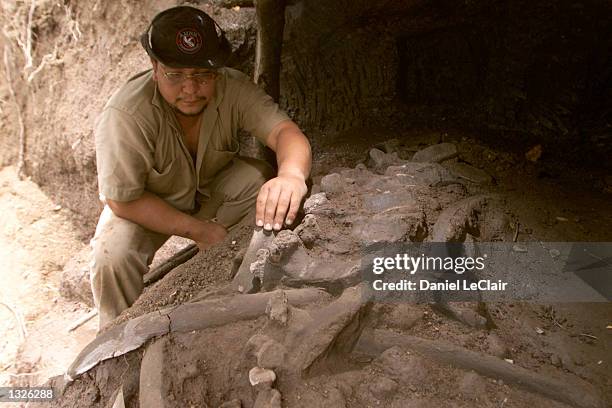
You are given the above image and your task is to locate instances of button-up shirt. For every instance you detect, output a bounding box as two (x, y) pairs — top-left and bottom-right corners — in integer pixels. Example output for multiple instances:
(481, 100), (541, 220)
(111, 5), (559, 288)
(94, 67), (290, 211)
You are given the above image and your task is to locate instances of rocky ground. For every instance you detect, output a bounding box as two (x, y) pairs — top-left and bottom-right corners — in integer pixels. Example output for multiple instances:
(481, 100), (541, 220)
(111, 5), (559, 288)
(40, 131), (611, 408)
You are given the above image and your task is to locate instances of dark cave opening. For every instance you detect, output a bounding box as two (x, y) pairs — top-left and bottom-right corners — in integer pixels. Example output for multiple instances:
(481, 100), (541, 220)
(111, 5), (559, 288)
(322, 0), (612, 169)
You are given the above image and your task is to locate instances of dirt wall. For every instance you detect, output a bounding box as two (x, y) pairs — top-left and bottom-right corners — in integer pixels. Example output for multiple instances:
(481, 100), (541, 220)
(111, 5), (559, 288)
(281, 0), (612, 141)
(0, 0), (610, 236)
(0, 0), (257, 235)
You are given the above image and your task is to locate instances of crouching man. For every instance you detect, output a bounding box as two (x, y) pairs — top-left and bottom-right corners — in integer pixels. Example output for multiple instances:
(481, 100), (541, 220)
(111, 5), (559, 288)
(90, 6), (311, 329)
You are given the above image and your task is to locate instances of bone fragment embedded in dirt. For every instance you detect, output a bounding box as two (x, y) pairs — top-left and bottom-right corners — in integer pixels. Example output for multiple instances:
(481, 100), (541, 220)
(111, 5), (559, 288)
(267, 230), (303, 264)
(337, 165), (377, 187)
(361, 189), (417, 213)
(411, 142), (459, 163)
(237, 226), (363, 292)
(429, 194), (510, 242)
(232, 228), (276, 293)
(350, 213), (427, 245)
(265, 290), (289, 325)
(302, 192), (328, 214)
(247, 333), (287, 369)
(253, 387), (282, 408)
(367, 148), (406, 173)
(249, 248), (271, 286)
(367, 148), (387, 169)
(67, 288), (329, 378)
(320, 172), (345, 193)
(230, 247), (246, 279)
(139, 337), (168, 408)
(67, 308), (172, 379)
(284, 283), (372, 377)
(256, 339), (287, 369)
(355, 329), (606, 408)
(444, 161), (493, 184)
(384, 162), (458, 187)
(249, 366), (276, 387)
(293, 214), (321, 247)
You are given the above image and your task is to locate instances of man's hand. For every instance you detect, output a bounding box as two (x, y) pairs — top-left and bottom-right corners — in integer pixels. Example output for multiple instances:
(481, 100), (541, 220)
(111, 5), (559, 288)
(258, 120), (311, 231)
(190, 219), (228, 250)
(107, 192), (228, 249)
(256, 171), (308, 231)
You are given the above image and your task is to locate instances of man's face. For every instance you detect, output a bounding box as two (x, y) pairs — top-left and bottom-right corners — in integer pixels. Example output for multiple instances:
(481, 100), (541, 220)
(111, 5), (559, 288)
(151, 60), (217, 117)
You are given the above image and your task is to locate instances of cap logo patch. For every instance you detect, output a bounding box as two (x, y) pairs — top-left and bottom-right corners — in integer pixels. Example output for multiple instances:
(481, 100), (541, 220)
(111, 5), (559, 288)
(176, 28), (202, 54)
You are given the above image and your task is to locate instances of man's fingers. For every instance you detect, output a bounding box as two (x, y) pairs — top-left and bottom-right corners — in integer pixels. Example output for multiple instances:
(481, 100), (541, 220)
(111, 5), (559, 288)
(255, 185), (269, 227)
(264, 184), (281, 230)
(285, 189), (302, 225)
(257, 176), (307, 230)
(274, 189), (292, 230)
(196, 221), (227, 251)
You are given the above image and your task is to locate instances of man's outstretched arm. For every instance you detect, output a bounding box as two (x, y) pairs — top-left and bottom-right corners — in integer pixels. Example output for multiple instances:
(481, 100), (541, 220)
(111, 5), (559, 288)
(106, 192), (227, 249)
(256, 120), (312, 231)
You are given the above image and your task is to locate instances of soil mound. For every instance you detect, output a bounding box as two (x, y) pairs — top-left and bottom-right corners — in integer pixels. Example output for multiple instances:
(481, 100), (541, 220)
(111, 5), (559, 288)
(47, 140), (611, 408)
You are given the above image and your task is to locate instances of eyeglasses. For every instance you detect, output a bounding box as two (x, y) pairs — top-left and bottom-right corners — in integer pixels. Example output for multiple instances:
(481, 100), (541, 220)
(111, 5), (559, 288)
(162, 70), (217, 85)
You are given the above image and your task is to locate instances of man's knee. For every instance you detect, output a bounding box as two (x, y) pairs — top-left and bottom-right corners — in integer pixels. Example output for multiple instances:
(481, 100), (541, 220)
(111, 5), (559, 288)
(90, 227), (147, 301)
(213, 157), (274, 202)
(199, 157), (274, 228)
(91, 214), (149, 274)
(89, 208), (166, 318)
(91, 235), (146, 278)
(91, 207), (165, 267)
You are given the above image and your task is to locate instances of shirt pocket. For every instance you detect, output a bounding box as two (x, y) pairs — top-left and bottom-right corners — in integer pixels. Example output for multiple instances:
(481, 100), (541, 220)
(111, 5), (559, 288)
(147, 159), (182, 196)
(200, 141), (240, 186)
(209, 127), (240, 153)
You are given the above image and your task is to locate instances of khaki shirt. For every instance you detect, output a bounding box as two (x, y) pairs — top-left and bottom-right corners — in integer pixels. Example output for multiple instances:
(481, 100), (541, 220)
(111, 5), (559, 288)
(94, 68), (289, 212)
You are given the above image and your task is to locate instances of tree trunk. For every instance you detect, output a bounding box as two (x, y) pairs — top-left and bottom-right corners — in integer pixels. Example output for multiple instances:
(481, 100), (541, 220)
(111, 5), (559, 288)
(254, 0), (287, 167)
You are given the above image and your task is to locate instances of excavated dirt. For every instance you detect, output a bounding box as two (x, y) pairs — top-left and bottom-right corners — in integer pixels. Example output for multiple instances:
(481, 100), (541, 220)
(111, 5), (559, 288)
(0, 1), (610, 407)
(111, 219), (256, 329)
(43, 134), (612, 408)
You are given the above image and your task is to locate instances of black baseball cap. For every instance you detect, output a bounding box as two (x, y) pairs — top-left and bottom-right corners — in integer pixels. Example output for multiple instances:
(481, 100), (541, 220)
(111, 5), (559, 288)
(140, 6), (231, 69)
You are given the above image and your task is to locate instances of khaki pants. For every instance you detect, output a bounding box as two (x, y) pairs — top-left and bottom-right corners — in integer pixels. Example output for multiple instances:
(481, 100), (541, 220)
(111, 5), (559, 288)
(90, 157), (273, 330)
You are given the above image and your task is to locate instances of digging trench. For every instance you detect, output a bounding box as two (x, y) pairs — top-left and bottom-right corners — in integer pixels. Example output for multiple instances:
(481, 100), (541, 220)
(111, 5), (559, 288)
(46, 141), (607, 408)
(1, 0), (610, 407)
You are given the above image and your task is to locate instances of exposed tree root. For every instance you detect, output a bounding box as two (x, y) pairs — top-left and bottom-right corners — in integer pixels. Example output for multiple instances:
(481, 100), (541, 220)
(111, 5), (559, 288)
(143, 244), (198, 285)
(2, 46), (27, 179)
